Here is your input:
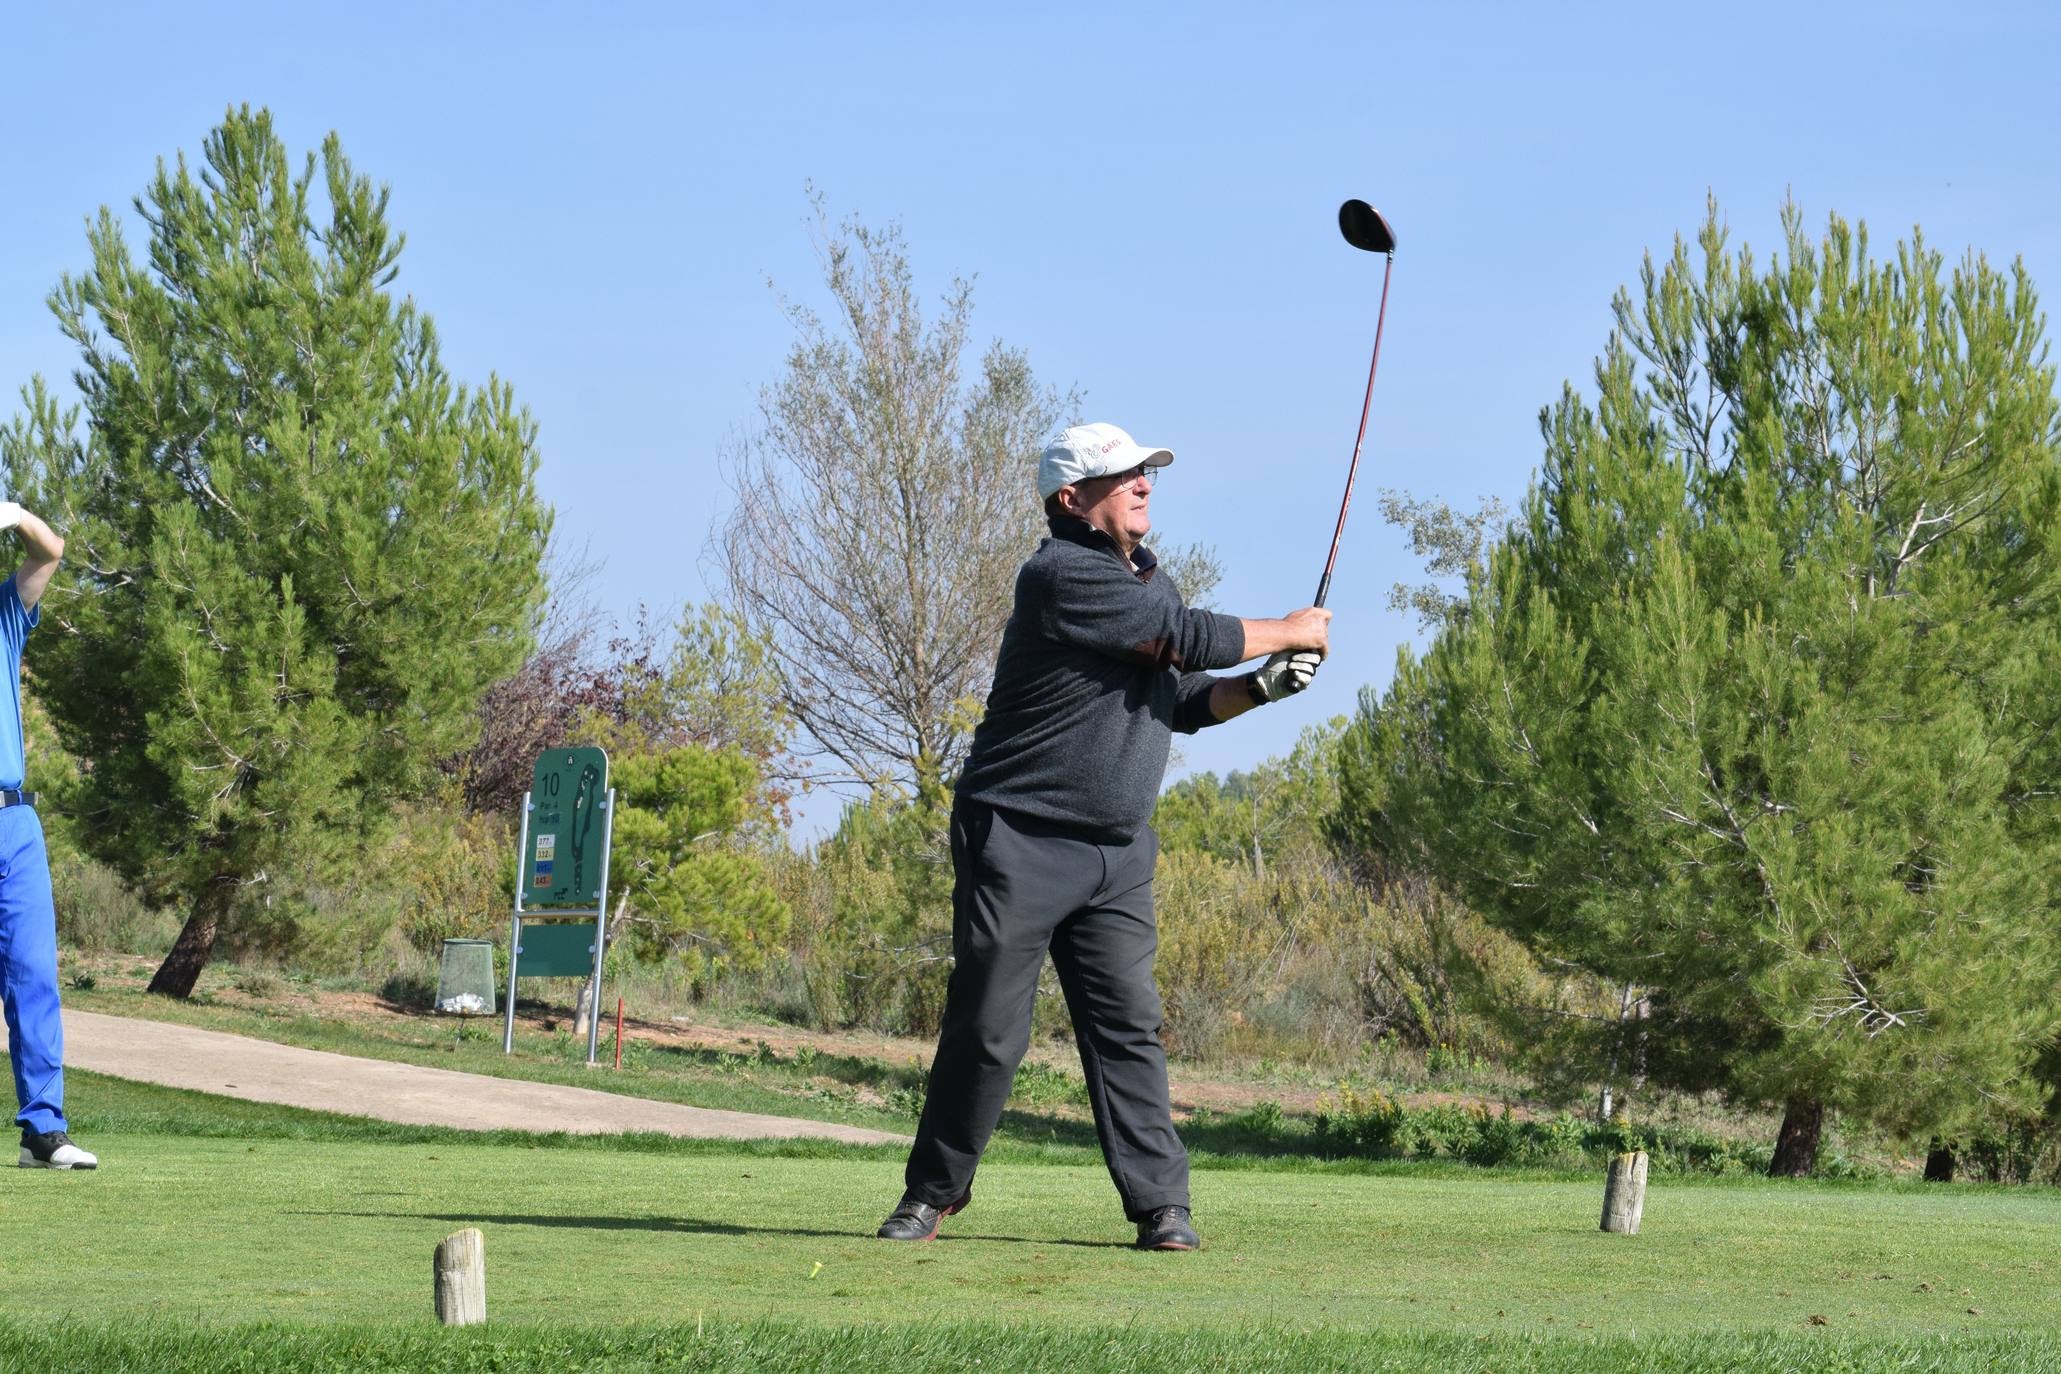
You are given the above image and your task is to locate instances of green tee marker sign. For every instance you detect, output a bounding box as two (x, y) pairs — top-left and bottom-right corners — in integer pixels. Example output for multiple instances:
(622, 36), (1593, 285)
(524, 747), (609, 908)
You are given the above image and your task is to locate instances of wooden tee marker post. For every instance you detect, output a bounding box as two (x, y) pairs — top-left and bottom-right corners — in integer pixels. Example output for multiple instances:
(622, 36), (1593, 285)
(434, 1228), (486, 1325)
(1600, 1150), (1649, 1234)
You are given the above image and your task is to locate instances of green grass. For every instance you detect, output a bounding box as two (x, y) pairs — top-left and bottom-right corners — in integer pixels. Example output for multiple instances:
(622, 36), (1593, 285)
(15, 1074), (2061, 1371)
(59, 987), (1793, 1175)
(1, 1320), (2054, 1374)
(12, 1118), (2058, 1333)
(58, 1068), (1822, 1182)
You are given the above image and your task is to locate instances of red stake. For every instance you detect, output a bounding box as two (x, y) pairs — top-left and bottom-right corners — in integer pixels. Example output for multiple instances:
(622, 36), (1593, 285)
(615, 996), (625, 1070)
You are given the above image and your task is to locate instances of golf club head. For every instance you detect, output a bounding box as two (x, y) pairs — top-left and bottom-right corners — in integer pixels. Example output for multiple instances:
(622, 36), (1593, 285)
(1338, 199), (1396, 254)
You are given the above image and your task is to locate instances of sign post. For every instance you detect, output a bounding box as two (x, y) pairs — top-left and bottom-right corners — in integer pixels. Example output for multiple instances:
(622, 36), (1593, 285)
(503, 747), (614, 1065)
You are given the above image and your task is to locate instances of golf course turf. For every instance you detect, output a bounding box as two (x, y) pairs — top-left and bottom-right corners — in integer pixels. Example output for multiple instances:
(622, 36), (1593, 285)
(4, 1071), (2056, 1371)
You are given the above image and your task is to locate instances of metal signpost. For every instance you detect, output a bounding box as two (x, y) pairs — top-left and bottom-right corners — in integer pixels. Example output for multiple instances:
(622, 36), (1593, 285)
(503, 747), (615, 1065)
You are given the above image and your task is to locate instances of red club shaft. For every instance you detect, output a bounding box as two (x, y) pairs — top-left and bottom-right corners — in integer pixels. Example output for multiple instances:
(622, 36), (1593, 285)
(1315, 250), (1395, 609)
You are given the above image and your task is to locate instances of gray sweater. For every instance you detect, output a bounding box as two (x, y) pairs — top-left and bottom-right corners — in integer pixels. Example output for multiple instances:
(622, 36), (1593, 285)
(954, 516), (1248, 839)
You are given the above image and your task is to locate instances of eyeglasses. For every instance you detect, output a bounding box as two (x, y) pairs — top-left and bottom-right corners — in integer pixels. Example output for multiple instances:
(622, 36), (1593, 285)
(1096, 463), (1159, 493)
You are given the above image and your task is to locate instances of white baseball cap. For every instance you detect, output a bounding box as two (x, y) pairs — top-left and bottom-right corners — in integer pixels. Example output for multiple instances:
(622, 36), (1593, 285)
(1037, 422), (1174, 500)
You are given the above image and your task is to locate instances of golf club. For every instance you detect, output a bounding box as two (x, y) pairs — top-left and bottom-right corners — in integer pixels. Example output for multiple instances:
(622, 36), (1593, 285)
(1314, 198), (1397, 609)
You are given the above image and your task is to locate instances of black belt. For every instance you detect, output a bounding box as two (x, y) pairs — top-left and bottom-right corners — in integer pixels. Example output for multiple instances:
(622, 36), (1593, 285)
(0, 791), (37, 808)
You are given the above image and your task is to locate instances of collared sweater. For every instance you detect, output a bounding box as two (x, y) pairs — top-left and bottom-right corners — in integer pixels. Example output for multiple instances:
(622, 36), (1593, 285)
(954, 515), (1248, 840)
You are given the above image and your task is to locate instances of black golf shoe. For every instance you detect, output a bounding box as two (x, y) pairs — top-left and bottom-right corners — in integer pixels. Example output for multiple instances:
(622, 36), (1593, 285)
(876, 1190), (970, 1241)
(1135, 1205), (1199, 1251)
(19, 1129), (98, 1170)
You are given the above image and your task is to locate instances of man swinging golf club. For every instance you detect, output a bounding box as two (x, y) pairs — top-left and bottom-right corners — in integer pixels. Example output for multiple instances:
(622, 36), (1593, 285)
(0, 501), (92, 1169)
(877, 423), (1329, 1250)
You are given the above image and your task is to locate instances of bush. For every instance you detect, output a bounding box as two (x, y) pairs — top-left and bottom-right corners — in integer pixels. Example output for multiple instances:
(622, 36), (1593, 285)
(233, 967), (285, 999)
(777, 798), (954, 1036)
(1010, 1060), (1089, 1109)
(1308, 1084), (1772, 1175)
(393, 806), (514, 955)
(1149, 849), (1538, 1066)
(379, 965), (438, 1011)
(50, 853), (179, 955)
(1956, 1117), (2061, 1184)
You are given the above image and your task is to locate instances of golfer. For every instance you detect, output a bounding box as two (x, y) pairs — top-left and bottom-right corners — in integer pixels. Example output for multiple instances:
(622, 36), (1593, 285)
(0, 502), (86, 1169)
(877, 423), (1329, 1249)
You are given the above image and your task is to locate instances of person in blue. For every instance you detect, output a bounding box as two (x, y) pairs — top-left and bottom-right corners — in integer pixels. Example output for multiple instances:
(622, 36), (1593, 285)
(0, 500), (91, 1170)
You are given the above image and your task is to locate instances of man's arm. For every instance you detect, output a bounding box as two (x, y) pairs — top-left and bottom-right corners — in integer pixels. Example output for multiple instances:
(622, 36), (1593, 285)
(1205, 676), (1262, 724)
(1237, 607), (1331, 661)
(1173, 610), (1331, 725)
(0, 504), (64, 611)
(1175, 647), (1325, 729)
(1043, 554), (1249, 671)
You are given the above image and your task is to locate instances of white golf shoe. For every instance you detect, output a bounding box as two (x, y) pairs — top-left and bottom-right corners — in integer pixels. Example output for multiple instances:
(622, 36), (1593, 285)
(19, 1129), (97, 1169)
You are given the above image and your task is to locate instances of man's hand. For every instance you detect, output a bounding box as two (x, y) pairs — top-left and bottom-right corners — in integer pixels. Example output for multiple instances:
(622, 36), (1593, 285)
(1239, 606), (1332, 660)
(1280, 607), (1330, 656)
(0, 502), (24, 534)
(1250, 650), (1321, 704)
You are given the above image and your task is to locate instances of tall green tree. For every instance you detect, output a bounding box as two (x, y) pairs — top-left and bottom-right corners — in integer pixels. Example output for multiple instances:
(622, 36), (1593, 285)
(1336, 203), (2061, 1173)
(0, 107), (549, 995)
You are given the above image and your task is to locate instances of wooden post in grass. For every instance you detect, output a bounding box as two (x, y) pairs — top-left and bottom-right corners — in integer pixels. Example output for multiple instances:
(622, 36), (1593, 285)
(1600, 1150), (1648, 1234)
(434, 1228), (486, 1325)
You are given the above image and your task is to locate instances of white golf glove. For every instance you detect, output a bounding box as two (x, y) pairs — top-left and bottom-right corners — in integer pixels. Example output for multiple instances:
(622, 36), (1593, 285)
(0, 503), (23, 533)
(1249, 649), (1321, 704)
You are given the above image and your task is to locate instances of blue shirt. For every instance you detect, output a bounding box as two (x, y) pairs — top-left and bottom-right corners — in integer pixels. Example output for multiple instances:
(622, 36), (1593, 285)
(0, 575), (40, 790)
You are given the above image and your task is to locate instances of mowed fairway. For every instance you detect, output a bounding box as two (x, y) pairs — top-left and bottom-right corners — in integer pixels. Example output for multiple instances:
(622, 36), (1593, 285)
(7, 1130), (2058, 1341)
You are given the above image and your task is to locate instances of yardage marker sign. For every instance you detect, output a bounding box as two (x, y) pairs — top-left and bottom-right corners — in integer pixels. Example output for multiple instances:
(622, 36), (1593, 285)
(523, 747), (609, 908)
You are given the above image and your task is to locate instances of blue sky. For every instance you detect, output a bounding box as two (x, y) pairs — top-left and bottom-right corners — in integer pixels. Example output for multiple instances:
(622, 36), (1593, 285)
(4, 2), (2056, 834)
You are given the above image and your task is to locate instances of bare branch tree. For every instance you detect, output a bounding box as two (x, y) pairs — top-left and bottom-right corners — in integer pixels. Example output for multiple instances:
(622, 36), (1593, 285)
(717, 197), (1074, 803)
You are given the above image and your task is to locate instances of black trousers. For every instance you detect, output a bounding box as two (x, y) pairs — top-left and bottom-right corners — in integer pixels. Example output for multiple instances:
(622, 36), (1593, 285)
(903, 797), (1188, 1221)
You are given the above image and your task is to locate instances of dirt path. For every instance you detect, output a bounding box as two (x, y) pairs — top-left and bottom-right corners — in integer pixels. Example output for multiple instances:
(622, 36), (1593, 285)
(7, 1010), (907, 1145)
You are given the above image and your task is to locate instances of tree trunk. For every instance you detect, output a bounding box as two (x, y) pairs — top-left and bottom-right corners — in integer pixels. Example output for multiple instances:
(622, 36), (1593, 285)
(572, 978), (595, 1040)
(1596, 981), (1636, 1123)
(1628, 994), (1651, 1096)
(1767, 1098), (1824, 1177)
(1923, 1139), (1956, 1183)
(147, 912), (220, 998)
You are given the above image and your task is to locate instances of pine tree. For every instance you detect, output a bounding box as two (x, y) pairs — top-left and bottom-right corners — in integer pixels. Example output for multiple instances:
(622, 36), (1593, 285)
(1336, 202), (2061, 1172)
(608, 746), (788, 986)
(1, 107), (549, 995)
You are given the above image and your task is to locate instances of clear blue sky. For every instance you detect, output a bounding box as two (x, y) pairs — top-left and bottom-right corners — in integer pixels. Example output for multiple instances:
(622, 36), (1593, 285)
(5, 2), (2056, 835)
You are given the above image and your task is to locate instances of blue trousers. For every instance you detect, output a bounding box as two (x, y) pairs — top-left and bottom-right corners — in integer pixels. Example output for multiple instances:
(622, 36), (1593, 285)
(0, 805), (62, 1135)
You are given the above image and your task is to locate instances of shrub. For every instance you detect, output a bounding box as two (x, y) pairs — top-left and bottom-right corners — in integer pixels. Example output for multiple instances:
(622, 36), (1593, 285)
(1309, 1084), (1772, 1175)
(51, 853), (179, 955)
(378, 965), (438, 1011)
(393, 806), (515, 955)
(233, 967), (285, 999)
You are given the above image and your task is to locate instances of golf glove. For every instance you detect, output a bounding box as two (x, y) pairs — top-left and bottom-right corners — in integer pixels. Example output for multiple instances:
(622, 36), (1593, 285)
(1248, 650), (1320, 704)
(0, 503), (22, 533)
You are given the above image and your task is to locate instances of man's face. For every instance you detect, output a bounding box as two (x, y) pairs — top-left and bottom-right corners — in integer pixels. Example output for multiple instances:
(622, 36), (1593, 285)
(1063, 463), (1156, 550)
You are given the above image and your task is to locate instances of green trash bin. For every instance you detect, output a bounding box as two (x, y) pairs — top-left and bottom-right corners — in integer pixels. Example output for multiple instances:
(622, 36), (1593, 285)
(436, 938), (497, 1015)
